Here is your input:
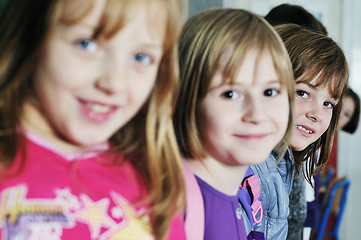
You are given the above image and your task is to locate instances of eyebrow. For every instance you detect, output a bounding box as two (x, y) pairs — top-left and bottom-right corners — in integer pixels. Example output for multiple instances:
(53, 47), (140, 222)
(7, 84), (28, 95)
(264, 79), (281, 84)
(304, 82), (317, 89)
(137, 41), (163, 49)
(68, 23), (96, 33)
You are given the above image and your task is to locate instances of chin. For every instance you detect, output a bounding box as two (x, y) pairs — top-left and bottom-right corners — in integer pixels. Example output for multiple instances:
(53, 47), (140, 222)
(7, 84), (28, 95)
(290, 144), (306, 152)
(69, 133), (110, 147)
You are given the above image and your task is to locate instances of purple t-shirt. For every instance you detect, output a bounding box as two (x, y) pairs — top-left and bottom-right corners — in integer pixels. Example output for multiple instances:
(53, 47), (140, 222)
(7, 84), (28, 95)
(196, 176), (247, 240)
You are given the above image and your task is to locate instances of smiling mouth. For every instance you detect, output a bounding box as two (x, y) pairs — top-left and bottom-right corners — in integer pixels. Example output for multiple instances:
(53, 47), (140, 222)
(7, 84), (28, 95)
(233, 133), (269, 140)
(86, 102), (112, 113)
(296, 125), (313, 134)
(79, 99), (118, 123)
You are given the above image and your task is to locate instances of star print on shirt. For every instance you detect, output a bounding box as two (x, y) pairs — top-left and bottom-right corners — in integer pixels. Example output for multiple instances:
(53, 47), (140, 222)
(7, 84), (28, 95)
(75, 195), (116, 239)
(54, 188), (81, 213)
(99, 192), (154, 240)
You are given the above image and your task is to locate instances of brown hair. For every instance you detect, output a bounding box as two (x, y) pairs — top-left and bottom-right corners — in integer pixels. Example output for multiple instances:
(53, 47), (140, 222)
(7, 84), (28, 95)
(174, 8), (294, 161)
(0, 0), (185, 238)
(265, 3), (327, 35)
(275, 24), (349, 183)
(342, 87), (360, 134)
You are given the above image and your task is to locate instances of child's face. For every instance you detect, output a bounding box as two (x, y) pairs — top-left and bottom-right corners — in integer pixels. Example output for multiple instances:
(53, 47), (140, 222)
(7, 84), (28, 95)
(29, 0), (164, 147)
(197, 49), (289, 166)
(290, 76), (338, 151)
(337, 95), (355, 130)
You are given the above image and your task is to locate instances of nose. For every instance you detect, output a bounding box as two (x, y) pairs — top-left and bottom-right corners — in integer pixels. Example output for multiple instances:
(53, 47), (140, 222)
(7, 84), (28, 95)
(306, 104), (324, 122)
(95, 51), (126, 95)
(242, 95), (267, 123)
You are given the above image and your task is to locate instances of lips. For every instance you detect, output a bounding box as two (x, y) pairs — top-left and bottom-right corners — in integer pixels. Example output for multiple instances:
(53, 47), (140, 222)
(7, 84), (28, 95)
(233, 133), (269, 141)
(86, 102), (112, 113)
(296, 124), (315, 136)
(78, 98), (118, 123)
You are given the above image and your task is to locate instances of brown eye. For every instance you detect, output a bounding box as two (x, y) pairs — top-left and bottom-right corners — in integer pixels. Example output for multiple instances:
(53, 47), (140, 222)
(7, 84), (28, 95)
(264, 88), (279, 97)
(296, 90), (309, 99)
(324, 101), (335, 109)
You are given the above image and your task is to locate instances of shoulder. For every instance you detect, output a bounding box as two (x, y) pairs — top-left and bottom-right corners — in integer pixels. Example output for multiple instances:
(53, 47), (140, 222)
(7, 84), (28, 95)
(167, 213), (187, 240)
(183, 163), (204, 240)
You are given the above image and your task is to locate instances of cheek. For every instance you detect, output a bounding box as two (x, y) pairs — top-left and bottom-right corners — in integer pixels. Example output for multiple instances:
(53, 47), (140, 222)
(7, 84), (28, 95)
(268, 95), (290, 130)
(320, 114), (333, 134)
(128, 72), (157, 108)
(197, 103), (230, 140)
(274, 103), (290, 136)
(294, 100), (306, 117)
(36, 53), (92, 93)
(197, 107), (215, 136)
(339, 114), (347, 125)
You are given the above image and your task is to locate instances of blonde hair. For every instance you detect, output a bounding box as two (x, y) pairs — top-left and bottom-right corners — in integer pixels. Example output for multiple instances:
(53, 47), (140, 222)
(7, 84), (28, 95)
(0, 0), (185, 239)
(174, 8), (294, 161)
(275, 24), (349, 183)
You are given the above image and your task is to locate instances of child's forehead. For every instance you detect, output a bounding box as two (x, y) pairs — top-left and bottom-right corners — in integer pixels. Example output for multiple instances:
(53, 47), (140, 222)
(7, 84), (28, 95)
(215, 48), (280, 85)
(60, 0), (167, 39)
(60, 0), (94, 23)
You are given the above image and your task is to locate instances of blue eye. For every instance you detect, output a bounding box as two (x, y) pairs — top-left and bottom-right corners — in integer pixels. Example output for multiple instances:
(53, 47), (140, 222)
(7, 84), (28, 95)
(134, 53), (152, 65)
(76, 39), (98, 52)
(296, 90), (309, 99)
(264, 88), (279, 97)
(221, 90), (239, 99)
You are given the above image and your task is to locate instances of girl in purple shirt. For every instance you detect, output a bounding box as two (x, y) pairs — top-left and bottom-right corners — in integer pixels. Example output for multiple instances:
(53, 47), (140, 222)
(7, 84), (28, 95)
(174, 8), (295, 240)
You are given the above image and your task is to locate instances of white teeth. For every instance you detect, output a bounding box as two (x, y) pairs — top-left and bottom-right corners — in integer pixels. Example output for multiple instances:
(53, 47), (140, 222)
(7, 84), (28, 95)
(86, 103), (111, 113)
(297, 125), (313, 134)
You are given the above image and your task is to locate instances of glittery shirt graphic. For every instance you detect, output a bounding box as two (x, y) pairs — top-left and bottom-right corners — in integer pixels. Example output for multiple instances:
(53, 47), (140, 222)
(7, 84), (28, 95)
(0, 134), (168, 239)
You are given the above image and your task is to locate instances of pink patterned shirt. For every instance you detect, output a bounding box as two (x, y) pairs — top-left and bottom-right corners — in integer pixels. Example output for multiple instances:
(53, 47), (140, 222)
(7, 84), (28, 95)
(0, 133), (185, 239)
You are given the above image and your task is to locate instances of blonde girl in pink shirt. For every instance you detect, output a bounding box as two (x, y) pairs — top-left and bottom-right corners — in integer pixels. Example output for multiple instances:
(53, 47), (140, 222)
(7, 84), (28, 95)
(0, 0), (186, 239)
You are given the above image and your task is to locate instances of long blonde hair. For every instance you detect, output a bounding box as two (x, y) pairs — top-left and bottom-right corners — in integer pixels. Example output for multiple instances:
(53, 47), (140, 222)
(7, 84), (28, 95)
(174, 8), (294, 161)
(0, 0), (185, 238)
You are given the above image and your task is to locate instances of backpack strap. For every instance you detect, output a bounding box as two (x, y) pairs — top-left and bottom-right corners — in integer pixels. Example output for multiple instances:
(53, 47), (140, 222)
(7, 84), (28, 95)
(183, 164), (204, 240)
(240, 174), (263, 224)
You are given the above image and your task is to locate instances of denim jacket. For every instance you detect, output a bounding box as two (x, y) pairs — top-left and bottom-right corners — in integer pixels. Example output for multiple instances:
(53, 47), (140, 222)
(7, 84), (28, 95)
(250, 148), (294, 240)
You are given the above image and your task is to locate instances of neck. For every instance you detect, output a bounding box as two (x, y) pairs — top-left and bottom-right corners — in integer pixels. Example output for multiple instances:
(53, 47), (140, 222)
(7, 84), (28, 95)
(185, 157), (248, 196)
(20, 101), (85, 154)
